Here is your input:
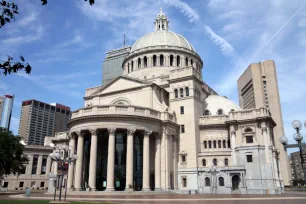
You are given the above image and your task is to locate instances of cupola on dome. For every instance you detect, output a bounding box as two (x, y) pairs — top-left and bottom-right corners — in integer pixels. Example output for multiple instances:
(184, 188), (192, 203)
(130, 9), (195, 53)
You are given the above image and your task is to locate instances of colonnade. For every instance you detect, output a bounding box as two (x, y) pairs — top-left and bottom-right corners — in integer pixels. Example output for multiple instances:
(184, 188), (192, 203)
(124, 53), (202, 74)
(67, 128), (178, 191)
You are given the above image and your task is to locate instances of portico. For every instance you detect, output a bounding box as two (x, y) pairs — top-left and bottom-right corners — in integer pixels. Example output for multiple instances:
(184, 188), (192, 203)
(67, 105), (178, 192)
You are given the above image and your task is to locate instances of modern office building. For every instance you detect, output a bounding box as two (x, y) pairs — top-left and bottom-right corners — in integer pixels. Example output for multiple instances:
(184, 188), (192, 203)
(237, 60), (290, 186)
(290, 148), (306, 181)
(102, 46), (131, 85)
(18, 99), (71, 145)
(0, 95), (14, 130)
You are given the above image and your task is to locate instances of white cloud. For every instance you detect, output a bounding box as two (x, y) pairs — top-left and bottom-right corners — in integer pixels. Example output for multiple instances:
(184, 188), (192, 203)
(163, 0), (200, 23)
(204, 25), (235, 56)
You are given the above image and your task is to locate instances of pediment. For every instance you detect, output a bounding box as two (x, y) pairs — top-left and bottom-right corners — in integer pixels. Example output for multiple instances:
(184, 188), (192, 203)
(88, 76), (151, 97)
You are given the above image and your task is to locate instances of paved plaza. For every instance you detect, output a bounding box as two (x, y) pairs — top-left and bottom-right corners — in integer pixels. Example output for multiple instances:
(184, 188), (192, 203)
(0, 191), (305, 204)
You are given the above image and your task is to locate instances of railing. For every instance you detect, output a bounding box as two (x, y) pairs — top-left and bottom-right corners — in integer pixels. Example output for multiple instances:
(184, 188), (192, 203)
(71, 105), (176, 123)
(199, 107), (271, 126)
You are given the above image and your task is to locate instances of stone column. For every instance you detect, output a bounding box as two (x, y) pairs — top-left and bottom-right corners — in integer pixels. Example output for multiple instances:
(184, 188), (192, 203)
(106, 128), (116, 191)
(26, 154), (33, 175)
(173, 135), (178, 190)
(262, 125), (270, 164)
(142, 129), (152, 191)
(141, 58), (144, 69)
(157, 56), (160, 67)
(125, 129), (136, 191)
(46, 156), (52, 175)
(230, 130), (237, 165)
(174, 56), (177, 67)
(89, 129), (99, 191)
(67, 134), (76, 190)
(165, 134), (171, 189)
(180, 56), (185, 67)
(155, 134), (161, 191)
(74, 131), (84, 191)
(36, 155), (43, 175)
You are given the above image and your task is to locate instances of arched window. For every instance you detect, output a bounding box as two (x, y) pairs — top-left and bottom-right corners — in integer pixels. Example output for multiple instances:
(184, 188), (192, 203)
(208, 141), (212, 148)
(213, 158), (217, 166)
(180, 88), (184, 97)
(204, 110), (210, 116)
(174, 89), (178, 98)
(228, 140), (231, 148)
(138, 58), (141, 69)
(170, 55), (174, 66)
(177, 56), (180, 66)
(191, 59), (193, 67)
(218, 140), (221, 148)
(185, 87), (189, 96)
(127, 63), (130, 73)
(185, 57), (188, 66)
(224, 158), (229, 166)
(144, 56), (148, 68)
(202, 159), (206, 167)
(205, 177), (210, 186)
(160, 54), (164, 66)
(153, 55), (157, 66)
(223, 140), (226, 148)
(131, 61), (134, 71)
(204, 141), (207, 149)
(218, 177), (224, 186)
(230, 109), (235, 112)
(217, 109), (223, 115)
(213, 141), (216, 148)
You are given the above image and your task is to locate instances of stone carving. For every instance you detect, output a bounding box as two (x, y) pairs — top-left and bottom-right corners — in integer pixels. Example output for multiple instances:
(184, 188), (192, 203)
(127, 128), (136, 135)
(107, 128), (116, 135)
(144, 129), (153, 136)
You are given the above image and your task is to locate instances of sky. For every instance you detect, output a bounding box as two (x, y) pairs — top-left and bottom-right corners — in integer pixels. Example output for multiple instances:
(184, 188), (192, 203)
(1, 0), (306, 154)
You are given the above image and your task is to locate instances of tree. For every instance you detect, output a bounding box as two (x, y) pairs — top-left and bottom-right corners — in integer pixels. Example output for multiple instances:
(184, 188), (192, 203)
(0, 0), (95, 76)
(0, 128), (28, 183)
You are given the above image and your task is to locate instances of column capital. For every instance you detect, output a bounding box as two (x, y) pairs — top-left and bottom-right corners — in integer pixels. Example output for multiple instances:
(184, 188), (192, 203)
(68, 132), (76, 140)
(127, 128), (136, 135)
(108, 128), (116, 135)
(74, 130), (86, 137)
(261, 127), (268, 132)
(144, 129), (153, 137)
(230, 130), (236, 136)
(89, 129), (100, 136)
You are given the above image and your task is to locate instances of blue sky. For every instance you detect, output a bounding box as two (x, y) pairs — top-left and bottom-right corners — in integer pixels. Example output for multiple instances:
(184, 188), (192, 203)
(1, 0), (306, 153)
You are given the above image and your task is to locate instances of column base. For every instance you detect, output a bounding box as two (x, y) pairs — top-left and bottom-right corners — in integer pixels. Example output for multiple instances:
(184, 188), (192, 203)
(75, 188), (82, 191)
(154, 188), (162, 191)
(142, 188), (151, 192)
(124, 188), (134, 192)
(105, 187), (115, 192)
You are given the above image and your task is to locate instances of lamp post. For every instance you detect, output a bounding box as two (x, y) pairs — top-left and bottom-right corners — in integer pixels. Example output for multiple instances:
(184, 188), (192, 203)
(49, 144), (77, 202)
(279, 120), (306, 184)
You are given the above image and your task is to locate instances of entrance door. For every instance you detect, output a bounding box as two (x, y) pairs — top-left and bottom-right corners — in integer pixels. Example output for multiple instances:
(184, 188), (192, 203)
(232, 175), (240, 191)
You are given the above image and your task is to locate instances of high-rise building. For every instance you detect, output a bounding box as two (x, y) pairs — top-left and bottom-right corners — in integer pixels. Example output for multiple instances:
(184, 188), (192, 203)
(18, 99), (71, 145)
(290, 148), (306, 181)
(102, 46), (131, 85)
(237, 60), (290, 186)
(0, 95), (14, 130)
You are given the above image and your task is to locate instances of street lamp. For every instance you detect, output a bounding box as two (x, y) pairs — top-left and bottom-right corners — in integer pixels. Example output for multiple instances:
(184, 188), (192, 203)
(280, 120), (306, 185)
(49, 144), (77, 202)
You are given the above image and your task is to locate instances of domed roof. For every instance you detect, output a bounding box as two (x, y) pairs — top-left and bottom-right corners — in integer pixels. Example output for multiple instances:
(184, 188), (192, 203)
(130, 30), (195, 53)
(203, 95), (241, 115)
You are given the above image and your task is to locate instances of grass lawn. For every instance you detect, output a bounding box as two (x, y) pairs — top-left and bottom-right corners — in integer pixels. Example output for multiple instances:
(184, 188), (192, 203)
(0, 200), (112, 204)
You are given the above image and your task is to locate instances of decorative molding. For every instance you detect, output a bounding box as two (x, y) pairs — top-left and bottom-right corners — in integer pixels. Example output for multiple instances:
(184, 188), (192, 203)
(89, 129), (100, 136)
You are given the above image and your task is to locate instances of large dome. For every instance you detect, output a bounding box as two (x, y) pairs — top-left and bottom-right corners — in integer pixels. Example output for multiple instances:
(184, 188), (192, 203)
(130, 30), (195, 53)
(203, 95), (241, 115)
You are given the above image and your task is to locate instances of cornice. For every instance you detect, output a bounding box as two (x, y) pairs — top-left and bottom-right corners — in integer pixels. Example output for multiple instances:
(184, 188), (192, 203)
(168, 75), (203, 85)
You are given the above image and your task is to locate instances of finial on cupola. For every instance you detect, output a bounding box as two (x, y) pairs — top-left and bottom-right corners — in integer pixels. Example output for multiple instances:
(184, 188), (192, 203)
(154, 8), (169, 31)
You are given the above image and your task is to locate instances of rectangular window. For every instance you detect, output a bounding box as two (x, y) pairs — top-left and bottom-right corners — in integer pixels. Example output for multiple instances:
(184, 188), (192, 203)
(40, 182), (44, 188)
(31, 181), (35, 188)
(182, 155), (186, 162)
(41, 156), (48, 175)
(246, 136), (253, 143)
(19, 182), (24, 188)
(182, 177), (187, 187)
(3, 182), (8, 188)
(181, 125), (185, 133)
(247, 155), (253, 163)
(32, 155), (39, 175)
(180, 106), (184, 114)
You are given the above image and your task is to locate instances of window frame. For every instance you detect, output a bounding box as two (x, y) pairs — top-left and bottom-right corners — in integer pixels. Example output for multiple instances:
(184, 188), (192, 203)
(181, 125), (185, 133)
(180, 106), (184, 115)
(246, 155), (253, 163)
